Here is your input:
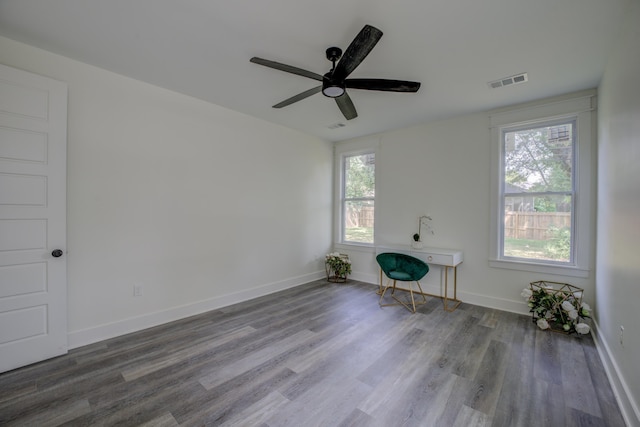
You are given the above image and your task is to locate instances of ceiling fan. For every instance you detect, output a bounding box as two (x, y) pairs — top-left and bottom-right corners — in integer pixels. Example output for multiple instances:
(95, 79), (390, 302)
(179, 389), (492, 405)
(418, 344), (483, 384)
(250, 24), (421, 120)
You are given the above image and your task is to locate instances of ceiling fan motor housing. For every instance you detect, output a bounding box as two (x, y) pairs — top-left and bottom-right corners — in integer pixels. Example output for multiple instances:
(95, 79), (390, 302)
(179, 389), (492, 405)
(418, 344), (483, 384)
(326, 46), (343, 63)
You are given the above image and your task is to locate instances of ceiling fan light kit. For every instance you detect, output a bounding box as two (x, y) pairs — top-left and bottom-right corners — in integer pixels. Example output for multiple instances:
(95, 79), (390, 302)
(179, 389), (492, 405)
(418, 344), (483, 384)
(322, 76), (345, 98)
(250, 24), (421, 120)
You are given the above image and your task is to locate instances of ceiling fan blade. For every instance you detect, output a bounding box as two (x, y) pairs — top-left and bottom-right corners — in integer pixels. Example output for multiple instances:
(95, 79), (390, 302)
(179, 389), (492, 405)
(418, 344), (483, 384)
(250, 57), (324, 81)
(335, 93), (358, 120)
(332, 25), (383, 81)
(346, 78), (421, 92)
(273, 86), (322, 108)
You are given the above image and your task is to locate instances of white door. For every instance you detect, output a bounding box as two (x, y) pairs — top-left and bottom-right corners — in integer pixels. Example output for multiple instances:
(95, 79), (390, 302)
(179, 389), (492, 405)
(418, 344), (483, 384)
(0, 63), (68, 373)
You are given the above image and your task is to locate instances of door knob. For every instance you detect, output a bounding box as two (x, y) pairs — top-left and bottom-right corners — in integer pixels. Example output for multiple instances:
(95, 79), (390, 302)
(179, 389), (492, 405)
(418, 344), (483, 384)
(51, 249), (63, 258)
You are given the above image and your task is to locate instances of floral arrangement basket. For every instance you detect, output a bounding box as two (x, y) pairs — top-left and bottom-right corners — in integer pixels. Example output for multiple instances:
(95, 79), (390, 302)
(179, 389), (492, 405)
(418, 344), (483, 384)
(325, 252), (351, 283)
(522, 281), (591, 335)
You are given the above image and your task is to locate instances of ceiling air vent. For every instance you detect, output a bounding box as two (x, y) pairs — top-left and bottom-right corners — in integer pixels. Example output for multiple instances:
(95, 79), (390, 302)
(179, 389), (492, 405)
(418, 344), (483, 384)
(328, 122), (346, 130)
(488, 72), (528, 89)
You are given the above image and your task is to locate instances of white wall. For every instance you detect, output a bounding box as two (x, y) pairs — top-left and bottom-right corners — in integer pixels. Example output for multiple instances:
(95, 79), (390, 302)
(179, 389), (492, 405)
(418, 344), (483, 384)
(596, 1), (640, 424)
(0, 36), (333, 347)
(336, 97), (597, 315)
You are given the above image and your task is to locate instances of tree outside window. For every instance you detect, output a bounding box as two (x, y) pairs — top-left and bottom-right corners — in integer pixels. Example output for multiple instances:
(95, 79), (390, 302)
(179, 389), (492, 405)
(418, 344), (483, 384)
(342, 153), (375, 244)
(501, 119), (576, 263)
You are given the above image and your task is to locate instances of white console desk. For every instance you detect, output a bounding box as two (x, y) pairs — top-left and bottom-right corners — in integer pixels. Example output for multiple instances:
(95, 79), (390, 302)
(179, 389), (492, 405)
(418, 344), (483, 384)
(375, 245), (463, 311)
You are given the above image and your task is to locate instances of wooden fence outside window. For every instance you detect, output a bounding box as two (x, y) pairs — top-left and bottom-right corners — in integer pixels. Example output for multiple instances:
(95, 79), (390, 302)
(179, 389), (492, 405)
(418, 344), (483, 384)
(505, 211), (570, 240)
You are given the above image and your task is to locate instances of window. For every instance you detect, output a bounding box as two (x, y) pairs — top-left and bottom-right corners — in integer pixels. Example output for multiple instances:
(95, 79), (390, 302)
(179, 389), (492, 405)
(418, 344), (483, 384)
(489, 93), (594, 277)
(340, 152), (375, 244)
(501, 119), (576, 263)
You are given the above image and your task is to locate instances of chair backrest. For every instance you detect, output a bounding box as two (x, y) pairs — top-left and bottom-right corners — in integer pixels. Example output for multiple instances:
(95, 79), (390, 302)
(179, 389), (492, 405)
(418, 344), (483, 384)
(376, 252), (429, 281)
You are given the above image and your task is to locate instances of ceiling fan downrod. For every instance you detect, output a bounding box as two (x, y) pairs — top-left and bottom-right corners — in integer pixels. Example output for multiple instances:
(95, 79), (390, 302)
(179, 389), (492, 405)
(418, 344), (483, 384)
(323, 47), (345, 97)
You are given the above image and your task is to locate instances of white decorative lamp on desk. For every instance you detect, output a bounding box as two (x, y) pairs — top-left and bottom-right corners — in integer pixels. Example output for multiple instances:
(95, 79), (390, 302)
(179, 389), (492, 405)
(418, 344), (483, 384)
(411, 215), (433, 249)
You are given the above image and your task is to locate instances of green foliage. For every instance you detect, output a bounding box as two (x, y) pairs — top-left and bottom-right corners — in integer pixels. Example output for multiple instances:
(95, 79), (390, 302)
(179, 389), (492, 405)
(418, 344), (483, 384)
(325, 253), (352, 278)
(533, 197), (556, 212)
(505, 127), (572, 190)
(504, 238), (550, 260)
(344, 227), (373, 243)
(345, 154), (375, 198)
(544, 226), (571, 260)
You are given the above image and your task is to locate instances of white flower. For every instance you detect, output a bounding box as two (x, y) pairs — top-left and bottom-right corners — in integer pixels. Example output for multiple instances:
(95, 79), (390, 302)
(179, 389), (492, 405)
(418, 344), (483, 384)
(537, 319), (550, 330)
(521, 289), (532, 299)
(575, 291), (583, 299)
(568, 310), (579, 320)
(576, 323), (591, 334)
(561, 301), (575, 312)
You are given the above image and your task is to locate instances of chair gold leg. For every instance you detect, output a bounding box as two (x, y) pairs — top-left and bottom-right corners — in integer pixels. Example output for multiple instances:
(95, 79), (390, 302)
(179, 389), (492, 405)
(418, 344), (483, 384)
(415, 281), (427, 305)
(379, 280), (405, 308)
(389, 281), (428, 313)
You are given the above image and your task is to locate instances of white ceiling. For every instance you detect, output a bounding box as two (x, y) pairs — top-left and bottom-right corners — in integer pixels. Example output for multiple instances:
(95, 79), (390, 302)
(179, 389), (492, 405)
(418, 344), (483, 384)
(0, 0), (630, 142)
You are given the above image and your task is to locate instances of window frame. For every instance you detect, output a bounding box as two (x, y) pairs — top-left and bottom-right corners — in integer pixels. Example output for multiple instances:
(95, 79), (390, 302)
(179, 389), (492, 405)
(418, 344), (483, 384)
(499, 117), (577, 265)
(489, 93), (595, 278)
(334, 139), (379, 248)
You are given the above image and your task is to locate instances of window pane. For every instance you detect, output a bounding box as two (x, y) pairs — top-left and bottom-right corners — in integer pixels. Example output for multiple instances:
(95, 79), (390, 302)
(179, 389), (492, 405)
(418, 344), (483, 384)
(344, 200), (374, 243)
(504, 122), (573, 193)
(503, 195), (572, 262)
(345, 154), (375, 198)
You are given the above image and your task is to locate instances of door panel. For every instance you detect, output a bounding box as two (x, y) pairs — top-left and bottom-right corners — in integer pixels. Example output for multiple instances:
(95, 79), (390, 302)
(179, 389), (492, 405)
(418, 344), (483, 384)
(0, 173), (48, 205)
(0, 63), (67, 373)
(0, 219), (47, 251)
(0, 126), (47, 162)
(0, 262), (47, 297)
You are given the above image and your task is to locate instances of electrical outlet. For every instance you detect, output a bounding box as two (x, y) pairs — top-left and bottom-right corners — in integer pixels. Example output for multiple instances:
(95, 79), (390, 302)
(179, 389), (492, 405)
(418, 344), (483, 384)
(133, 284), (143, 297)
(620, 325), (624, 347)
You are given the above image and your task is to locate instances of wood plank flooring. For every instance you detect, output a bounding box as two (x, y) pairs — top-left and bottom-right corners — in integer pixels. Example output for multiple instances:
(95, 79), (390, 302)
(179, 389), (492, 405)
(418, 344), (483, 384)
(0, 280), (627, 426)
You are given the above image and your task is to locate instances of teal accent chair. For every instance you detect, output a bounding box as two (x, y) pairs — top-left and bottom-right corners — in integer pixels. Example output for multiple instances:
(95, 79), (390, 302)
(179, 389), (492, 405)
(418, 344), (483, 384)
(376, 252), (429, 313)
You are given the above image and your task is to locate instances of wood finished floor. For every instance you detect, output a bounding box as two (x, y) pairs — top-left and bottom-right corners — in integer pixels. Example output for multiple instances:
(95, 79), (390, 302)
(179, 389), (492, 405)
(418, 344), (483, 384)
(0, 280), (626, 427)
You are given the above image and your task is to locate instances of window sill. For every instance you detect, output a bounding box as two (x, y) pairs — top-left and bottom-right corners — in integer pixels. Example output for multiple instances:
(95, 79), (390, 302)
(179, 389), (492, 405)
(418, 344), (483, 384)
(489, 259), (590, 278)
(334, 242), (375, 254)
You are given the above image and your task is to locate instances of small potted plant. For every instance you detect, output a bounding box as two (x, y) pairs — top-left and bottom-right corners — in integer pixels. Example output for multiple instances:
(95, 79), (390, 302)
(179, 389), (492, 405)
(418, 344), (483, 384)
(325, 252), (352, 283)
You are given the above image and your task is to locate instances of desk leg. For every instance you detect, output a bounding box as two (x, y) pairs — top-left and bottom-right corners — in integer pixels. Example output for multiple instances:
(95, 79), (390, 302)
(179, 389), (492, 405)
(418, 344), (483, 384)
(443, 266), (462, 312)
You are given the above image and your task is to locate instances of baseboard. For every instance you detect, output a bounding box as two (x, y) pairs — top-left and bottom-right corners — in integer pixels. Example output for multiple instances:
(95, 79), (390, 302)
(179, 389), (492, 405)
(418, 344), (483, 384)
(591, 319), (640, 427)
(454, 288), (530, 315)
(348, 271), (379, 285)
(355, 274), (531, 315)
(67, 271), (325, 349)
